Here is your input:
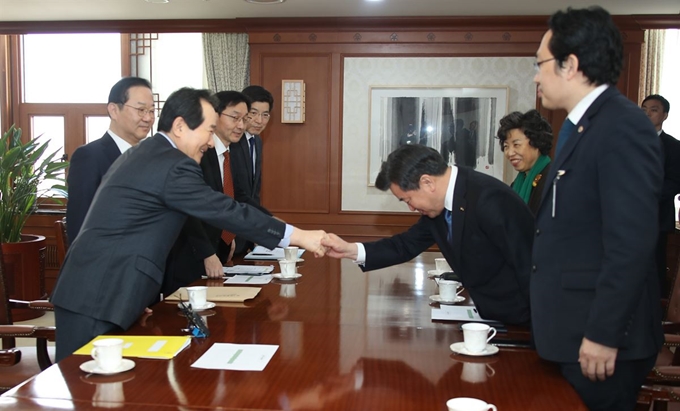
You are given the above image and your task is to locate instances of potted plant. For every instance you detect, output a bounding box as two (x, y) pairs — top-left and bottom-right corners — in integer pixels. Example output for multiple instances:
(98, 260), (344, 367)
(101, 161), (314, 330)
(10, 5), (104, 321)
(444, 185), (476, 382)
(0, 124), (68, 320)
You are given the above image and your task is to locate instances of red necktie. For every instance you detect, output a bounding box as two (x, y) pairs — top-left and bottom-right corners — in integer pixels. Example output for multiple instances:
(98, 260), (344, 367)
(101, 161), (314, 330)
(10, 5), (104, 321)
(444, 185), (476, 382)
(221, 151), (236, 245)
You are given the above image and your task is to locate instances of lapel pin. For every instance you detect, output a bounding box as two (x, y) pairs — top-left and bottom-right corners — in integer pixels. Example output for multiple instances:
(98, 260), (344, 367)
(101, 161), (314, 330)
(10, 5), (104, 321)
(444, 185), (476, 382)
(459, 207), (465, 212)
(577, 125), (584, 133)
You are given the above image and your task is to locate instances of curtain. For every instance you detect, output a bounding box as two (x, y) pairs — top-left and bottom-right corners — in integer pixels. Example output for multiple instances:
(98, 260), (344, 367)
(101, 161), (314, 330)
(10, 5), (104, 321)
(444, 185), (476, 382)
(202, 33), (250, 92)
(639, 29), (666, 102)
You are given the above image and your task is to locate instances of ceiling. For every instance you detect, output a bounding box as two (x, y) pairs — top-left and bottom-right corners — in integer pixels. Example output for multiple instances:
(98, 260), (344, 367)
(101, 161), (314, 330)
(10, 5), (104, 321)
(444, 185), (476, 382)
(1, 0), (679, 22)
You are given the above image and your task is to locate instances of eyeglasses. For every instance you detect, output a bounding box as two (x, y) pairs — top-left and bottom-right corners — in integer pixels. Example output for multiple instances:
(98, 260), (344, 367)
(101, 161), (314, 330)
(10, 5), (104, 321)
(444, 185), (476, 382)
(124, 104), (155, 118)
(249, 111), (271, 121)
(533, 57), (556, 72)
(220, 112), (250, 124)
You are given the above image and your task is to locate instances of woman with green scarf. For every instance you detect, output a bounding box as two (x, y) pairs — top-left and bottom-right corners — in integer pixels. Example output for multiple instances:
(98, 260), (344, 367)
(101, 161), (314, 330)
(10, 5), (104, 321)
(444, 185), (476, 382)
(497, 110), (553, 215)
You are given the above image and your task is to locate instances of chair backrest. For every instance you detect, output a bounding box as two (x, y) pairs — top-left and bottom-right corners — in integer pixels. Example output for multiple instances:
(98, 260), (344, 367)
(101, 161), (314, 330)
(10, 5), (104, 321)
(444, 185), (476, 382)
(54, 217), (68, 266)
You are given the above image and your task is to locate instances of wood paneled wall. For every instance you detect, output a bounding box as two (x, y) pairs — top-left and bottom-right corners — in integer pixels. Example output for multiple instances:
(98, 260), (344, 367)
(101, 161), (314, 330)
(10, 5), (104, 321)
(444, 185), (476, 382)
(247, 19), (646, 241)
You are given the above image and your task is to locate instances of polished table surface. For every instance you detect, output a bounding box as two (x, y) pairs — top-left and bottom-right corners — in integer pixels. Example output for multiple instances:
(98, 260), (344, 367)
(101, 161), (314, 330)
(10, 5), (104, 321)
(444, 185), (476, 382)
(1, 253), (585, 410)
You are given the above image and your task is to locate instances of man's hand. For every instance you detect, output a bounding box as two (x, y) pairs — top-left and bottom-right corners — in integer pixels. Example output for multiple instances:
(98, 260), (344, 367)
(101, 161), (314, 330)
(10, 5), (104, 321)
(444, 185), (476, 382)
(578, 337), (618, 381)
(321, 233), (359, 260)
(290, 228), (328, 257)
(203, 254), (223, 279)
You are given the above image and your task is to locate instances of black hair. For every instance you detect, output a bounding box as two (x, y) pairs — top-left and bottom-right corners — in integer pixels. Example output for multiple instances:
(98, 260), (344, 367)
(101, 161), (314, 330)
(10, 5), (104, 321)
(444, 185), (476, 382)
(548, 6), (623, 86)
(375, 145), (448, 192)
(157, 87), (217, 132)
(242, 85), (275, 111)
(213, 91), (252, 114)
(642, 94), (670, 113)
(108, 77), (152, 105)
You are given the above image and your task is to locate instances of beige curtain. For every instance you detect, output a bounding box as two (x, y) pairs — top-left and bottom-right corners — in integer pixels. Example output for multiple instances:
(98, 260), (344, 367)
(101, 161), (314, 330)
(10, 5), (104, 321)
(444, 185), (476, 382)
(202, 33), (250, 92)
(639, 29), (666, 102)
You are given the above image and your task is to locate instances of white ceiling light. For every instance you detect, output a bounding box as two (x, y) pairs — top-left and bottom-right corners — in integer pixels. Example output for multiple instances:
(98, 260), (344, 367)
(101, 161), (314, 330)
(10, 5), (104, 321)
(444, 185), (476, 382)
(145, 0), (170, 3)
(244, 0), (286, 4)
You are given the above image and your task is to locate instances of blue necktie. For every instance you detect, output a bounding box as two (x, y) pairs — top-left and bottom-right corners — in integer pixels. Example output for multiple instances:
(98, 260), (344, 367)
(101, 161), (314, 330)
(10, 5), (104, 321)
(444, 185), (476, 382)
(444, 209), (453, 243)
(554, 119), (576, 158)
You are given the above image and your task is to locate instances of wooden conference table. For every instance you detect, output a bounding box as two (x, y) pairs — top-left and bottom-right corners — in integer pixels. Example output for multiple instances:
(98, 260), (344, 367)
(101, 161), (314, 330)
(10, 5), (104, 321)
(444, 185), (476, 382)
(1, 253), (585, 410)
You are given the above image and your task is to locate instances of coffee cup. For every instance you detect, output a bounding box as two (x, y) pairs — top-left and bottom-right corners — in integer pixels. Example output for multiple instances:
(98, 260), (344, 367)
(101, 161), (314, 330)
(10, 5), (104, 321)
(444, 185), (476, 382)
(435, 258), (452, 272)
(446, 397), (497, 411)
(186, 286), (208, 308)
(284, 246), (299, 261)
(461, 362), (496, 383)
(91, 338), (124, 372)
(438, 279), (462, 301)
(278, 260), (297, 278)
(461, 323), (497, 353)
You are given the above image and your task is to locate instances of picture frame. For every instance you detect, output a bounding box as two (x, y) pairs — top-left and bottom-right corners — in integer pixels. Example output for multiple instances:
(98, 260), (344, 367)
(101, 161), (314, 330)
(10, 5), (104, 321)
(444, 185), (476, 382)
(368, 86), (510, 185)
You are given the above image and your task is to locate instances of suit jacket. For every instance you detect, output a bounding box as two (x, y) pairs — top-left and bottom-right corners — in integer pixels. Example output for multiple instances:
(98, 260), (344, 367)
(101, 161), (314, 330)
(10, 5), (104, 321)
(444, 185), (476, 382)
(532, 87), (664, 363)
(51, 134), (285, 331)
(65, 132), (121, 244)
(527, 162), (551, 215)
(231, 134), (271, 255)
(362, 167), (534, 325)
(162, 147), (226, 295)
(659, 131), (680, 232)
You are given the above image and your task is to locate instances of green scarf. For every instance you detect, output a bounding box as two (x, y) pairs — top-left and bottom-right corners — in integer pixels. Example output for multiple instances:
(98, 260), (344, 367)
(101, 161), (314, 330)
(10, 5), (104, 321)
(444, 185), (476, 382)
(512, 154), (551, 203)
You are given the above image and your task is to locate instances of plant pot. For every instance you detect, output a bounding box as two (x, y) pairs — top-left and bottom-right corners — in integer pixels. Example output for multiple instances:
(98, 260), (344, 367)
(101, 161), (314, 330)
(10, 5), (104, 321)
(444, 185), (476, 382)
(1, 234), (46, 322)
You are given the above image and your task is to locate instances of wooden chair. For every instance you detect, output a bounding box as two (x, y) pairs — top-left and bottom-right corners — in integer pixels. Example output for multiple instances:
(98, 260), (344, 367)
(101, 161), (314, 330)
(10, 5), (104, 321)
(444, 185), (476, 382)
(0, 248), (55, 393)
(54, 217), (68, 267)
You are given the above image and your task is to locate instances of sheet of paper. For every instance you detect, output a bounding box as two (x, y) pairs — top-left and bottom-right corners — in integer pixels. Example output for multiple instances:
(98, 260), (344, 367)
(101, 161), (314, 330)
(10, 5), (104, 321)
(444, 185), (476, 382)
(244, 246), (305, 260)
(191, 343), (278, 371)
(223, 265), (274, 275)
(431, 304), (495, 322)
(224, 274), (273, 285)
(165, 286), (261, 302)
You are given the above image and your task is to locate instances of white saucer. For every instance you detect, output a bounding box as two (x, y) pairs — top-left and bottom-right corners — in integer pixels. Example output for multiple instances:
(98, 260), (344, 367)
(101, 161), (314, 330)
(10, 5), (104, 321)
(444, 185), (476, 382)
(427, 269), (444, 278)
(450, 342), (499, 357)
(278, 258), (304, 263)
(272, 273), (302, 280)
(177, 301), (216, 311)
(80, 359), (136, 375)
(429, 294), (465, 304)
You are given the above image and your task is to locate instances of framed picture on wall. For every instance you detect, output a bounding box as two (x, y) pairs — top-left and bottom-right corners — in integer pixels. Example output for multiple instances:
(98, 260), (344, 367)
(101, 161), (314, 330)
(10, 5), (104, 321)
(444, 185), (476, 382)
(368, 86), (509, 185)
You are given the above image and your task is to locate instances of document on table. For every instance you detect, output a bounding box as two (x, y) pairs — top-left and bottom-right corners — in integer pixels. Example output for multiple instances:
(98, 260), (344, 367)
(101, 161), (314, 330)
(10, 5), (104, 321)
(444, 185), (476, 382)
(431, 304), (496, 322)
(191, 343), (278, 371)
(244, 246), (305, 260)
(224, 274), (273, 285)
(223, 265), (274, 275)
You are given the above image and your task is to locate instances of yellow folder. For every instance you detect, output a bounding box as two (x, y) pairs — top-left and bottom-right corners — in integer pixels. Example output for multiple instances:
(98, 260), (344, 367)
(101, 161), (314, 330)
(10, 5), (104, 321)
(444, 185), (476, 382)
(74, 335), (191, 359)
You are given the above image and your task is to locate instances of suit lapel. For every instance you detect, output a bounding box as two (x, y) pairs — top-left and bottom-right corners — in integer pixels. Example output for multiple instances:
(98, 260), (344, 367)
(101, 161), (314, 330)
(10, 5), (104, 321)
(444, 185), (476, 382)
(446, 167), (467, 271)
(200, 148), (222, 192)
(239, 136), (254, 188)
(101, 133), (122, 164)
(254, 135), (263, 186)
(537, 87), (617, 209)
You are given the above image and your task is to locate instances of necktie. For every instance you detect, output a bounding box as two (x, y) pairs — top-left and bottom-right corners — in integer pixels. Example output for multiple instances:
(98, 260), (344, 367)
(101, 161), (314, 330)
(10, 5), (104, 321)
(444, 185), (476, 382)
(444, 209), (453, 243)
(248, 137), (256, 180)
(221, 151), (236, 245)
(554, 119), (576, 158)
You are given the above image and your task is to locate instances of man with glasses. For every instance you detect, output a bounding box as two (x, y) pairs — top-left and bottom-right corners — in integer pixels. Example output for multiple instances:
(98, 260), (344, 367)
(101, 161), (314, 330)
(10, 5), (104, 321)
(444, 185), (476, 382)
(230, 85), (275, 255)
(66, 77), (155, 243)
(531, 7), (663, 410)
(163, 90), (253, 294)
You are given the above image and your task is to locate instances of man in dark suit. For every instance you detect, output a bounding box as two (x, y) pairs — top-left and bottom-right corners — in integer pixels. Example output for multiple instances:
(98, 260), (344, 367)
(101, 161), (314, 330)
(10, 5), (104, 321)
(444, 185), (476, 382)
(322, 144), (534, 326)
(230, 86), (274, 255)
(51, 87), (327, 361)
(642, 94), (680, 296)
(163, 91), (252, 295)
(66, 77), (155, 243)
(532, 7), (664, 410)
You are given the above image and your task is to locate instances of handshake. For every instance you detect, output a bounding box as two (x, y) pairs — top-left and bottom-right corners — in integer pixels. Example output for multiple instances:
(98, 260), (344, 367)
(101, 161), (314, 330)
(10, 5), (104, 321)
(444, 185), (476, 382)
(290, 229), (359, 260)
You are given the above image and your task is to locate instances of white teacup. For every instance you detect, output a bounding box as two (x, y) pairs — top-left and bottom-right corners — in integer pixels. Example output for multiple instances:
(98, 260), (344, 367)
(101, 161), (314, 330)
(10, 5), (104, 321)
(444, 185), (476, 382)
(447, 397), (497, 411)
(461, 323), (497, 353)
(280, 284), (297, 298)
(279, 260), (297, 278)
(438, 279), (463, 301)
(461, 362), (496, 384)
(435, 258), (452, 273)
(186, 286), (208, 308)
(284, 246), (299, 261)
(91, 338), (124, 372)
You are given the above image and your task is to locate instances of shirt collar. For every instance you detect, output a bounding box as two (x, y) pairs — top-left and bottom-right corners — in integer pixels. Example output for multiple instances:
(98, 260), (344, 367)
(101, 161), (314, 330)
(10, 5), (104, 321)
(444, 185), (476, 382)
(157, 131), (177, 149)
(213, 134), (229, 156)
(444, 166), (458, 212)
(107, 129), (134, 154)
(567, 84), (609, 125)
